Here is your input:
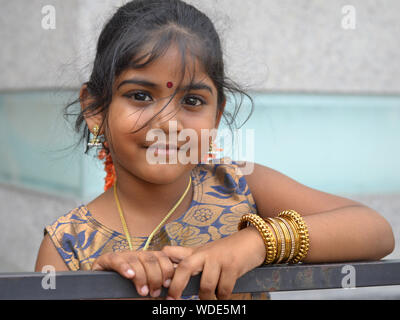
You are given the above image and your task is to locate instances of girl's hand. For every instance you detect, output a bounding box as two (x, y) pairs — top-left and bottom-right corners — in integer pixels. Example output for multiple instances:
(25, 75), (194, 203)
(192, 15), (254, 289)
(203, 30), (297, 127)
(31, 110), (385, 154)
(91, 250), (175, 298)
(162, 226), (267, 300)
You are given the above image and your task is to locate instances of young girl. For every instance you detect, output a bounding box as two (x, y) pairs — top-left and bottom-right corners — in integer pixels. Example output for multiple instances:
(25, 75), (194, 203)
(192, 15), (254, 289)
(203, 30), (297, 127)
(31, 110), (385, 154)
(35, 0), (394, 300)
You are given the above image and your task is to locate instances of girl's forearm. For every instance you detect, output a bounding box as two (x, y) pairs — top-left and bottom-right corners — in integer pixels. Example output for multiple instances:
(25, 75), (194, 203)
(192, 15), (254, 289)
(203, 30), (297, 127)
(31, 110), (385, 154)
(301, 205), (395, 263)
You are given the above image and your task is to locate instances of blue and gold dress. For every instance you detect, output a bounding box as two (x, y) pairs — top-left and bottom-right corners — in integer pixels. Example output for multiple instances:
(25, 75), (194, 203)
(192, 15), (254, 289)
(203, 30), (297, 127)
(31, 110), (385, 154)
(44, 157), (268, 299)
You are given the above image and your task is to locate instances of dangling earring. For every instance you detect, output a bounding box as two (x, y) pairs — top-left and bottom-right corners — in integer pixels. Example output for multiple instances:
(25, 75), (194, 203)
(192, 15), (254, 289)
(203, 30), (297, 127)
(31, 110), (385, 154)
(202, 138), (223, 163)
(88, 125), (103, 147)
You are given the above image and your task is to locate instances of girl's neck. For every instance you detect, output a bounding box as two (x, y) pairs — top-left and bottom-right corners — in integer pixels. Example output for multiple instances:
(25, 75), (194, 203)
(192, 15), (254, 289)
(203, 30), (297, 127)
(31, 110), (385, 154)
(110, 165), (194, 222)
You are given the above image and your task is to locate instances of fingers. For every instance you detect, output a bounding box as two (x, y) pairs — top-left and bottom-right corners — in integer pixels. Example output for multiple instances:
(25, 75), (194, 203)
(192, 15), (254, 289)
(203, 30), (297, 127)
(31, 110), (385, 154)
(126, 253), (149, 296)
(92, 252), (135, 279)
(167, 255), (236, 300)
(91, 251), (176, 298)
(91, 248), (238, 300)
(154, 251), (175, 288)
(167, 255), (204, 300)
(197, 262), (237, 300)
(162, 246), (194, 263)
(199, 260), (220, 300)
(216, 265), (237, 300)
(138, 251), (175, 297)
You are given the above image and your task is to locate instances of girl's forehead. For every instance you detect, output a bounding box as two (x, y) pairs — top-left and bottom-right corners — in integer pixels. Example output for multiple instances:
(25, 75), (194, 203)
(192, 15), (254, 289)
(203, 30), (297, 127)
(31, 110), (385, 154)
(116, 45), (213, 89)
(115, 67), (215, 98)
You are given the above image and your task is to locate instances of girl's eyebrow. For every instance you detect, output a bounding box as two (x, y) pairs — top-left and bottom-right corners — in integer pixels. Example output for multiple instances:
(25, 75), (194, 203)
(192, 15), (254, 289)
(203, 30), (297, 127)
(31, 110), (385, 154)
(117, 77), (214, 95)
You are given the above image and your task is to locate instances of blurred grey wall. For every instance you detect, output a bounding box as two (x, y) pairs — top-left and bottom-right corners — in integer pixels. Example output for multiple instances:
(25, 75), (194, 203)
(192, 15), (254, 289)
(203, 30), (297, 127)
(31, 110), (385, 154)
(1, 0), (399, 299)
(1, 0), (400, 93)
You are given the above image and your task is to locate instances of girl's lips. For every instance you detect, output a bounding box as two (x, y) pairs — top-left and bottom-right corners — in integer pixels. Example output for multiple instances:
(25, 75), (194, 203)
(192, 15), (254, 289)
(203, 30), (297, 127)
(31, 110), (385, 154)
(153, 148), (178, 156)
(144, 143), (179, 151)
(144, 144), (179, 156)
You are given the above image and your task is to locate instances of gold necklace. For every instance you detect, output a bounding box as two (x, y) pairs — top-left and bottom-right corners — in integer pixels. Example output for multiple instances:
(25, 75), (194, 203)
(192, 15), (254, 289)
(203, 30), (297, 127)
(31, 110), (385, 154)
(113, 175), (192, 251)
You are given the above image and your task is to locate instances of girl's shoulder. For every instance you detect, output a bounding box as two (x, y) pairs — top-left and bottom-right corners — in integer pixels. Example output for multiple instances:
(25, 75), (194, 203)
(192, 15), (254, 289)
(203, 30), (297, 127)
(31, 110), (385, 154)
(191, 156), (257, 210)
(193, 156), (253, 194)
(44, 205), (123, 270)
(44, 205), (92, 238)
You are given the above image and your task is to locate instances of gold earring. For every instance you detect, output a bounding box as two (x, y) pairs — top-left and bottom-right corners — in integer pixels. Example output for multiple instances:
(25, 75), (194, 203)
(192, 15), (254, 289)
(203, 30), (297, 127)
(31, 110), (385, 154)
(88, 125), (103, 147)
(202, 138), (223, 163)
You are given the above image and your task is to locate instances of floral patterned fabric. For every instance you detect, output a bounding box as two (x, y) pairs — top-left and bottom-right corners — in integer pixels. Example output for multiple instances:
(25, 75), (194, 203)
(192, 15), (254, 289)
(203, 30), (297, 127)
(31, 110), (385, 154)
(44, 157), (267, 299)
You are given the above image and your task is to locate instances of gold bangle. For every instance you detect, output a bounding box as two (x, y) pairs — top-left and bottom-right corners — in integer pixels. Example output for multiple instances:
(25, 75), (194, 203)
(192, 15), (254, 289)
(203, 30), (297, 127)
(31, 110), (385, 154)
(283, 216), (301, 261)
(238, 214), (277, 264)
(279, 211), (308, 264)
(275, 217), (297, 263)
(271, 217), (292, 263)
(278, 210), (310, 264)
(264, 218), (284, 264)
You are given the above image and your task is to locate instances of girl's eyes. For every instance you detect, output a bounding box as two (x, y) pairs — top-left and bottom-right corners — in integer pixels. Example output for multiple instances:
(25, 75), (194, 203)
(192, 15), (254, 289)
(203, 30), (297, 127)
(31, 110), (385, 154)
(184, 96), (204, 107)
(124, 91), (205, 108)
(128, 92), (152, 102)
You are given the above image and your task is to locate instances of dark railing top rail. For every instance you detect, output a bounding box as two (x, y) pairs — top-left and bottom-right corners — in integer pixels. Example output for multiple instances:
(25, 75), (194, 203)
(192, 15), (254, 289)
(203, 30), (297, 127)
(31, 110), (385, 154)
(1, 260), (399, 299)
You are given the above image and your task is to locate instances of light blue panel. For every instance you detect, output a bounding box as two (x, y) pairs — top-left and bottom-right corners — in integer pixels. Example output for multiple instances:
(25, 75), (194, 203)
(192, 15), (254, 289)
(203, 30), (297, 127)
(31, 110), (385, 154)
(81, 147), (106, 203)
(0, 91), (80, 196)
(221, 93), (400, 195)
(0, 90), (104, 200)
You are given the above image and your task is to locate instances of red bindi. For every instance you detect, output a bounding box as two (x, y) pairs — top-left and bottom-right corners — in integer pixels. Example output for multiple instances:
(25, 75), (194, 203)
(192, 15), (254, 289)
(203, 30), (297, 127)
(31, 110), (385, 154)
(167, 81), (173, 88)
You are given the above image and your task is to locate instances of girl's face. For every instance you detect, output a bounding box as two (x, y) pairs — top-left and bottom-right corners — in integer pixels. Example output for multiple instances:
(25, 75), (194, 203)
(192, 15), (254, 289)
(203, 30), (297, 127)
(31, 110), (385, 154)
(101, 45), (224, 184)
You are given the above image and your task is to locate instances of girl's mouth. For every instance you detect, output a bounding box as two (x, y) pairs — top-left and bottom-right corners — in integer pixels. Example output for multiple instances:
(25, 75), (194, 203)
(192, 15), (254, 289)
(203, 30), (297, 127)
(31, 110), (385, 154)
(144, 143), (179, 156)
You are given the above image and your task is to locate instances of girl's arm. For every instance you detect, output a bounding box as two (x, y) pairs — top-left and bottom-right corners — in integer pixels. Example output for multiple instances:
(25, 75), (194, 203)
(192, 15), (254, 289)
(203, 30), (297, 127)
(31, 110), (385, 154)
(35, 234), (70, 271)
(164, 162), (395, 300)
(244, 162), (395, 262)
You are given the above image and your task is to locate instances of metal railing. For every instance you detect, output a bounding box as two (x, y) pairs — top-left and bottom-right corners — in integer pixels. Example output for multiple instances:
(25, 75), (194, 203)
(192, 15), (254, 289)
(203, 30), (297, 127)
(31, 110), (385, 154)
(1, 260), (399, 299)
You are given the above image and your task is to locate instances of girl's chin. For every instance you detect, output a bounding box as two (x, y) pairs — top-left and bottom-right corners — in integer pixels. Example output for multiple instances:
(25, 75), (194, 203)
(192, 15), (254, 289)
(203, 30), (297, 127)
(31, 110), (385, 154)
(143, 160), (199, 174)
(141, 170), (188, 185)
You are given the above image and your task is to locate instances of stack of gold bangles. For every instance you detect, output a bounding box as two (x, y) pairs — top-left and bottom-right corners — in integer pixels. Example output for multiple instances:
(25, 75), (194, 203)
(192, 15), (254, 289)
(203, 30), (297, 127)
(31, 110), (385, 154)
(238, 210), (310, 264)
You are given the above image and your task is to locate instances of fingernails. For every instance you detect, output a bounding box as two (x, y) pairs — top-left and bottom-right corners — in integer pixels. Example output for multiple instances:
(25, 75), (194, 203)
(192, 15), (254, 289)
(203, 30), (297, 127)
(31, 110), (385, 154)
(163, 279), (171, 288)
(140, 285), (149, 296)
(151, 289), (161, 298)
(126, 269), (135, 278)
(166, 296), (175, 300)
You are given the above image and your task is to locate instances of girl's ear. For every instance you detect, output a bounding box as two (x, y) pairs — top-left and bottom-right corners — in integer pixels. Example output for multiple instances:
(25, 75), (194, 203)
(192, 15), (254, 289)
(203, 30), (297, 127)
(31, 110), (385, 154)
(215, 98), (226, 129)
(79, 83), (104, 134)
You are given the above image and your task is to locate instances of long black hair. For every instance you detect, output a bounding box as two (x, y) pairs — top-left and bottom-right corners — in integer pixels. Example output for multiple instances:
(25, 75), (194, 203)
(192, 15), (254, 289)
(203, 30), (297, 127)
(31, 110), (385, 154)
(64, 0), (254, 154)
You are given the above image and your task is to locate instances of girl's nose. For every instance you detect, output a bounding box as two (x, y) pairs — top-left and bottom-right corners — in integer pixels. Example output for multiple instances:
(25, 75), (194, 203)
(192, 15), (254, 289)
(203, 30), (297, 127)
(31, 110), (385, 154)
(149, 99), (184, 134)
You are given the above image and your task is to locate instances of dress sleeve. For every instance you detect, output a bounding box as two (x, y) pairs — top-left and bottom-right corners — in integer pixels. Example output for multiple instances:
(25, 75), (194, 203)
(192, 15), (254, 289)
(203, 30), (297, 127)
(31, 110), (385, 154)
(43, 209), (82, 271)
(216, 157), (258, 215)
(230, 159), (258, 214)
